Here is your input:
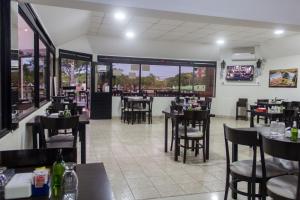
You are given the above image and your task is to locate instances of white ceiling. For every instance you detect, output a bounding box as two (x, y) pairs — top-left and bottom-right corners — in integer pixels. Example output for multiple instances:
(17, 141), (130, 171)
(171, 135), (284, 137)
(32, 4), (300, 48)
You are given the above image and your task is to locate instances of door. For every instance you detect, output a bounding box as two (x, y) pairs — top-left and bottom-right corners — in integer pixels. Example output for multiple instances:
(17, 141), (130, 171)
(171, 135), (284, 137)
(90, 62), (112, 119)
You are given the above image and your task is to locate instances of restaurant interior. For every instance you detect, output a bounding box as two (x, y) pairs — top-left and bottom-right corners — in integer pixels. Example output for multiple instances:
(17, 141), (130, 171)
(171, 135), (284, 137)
(1, 0), (300, 199)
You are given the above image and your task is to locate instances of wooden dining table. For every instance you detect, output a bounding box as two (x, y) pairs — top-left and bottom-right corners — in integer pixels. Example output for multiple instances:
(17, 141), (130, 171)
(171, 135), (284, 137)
(162, 108), (215, 161)
(248, 105), (283, 127)
(5, 163), (113, 200)
(25, 111), (90, 164)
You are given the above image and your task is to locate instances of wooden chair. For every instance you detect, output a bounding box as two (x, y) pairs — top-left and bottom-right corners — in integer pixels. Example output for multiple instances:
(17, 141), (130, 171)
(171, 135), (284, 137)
(283, 109), (298, 128)
(178, 110), (209, 163)
(223, 125), (288, 200)
(236, 98), (248, 120)
(40, 116), (79, 149)
(0, 148), (77, 168)
(261, 135), (300, 200)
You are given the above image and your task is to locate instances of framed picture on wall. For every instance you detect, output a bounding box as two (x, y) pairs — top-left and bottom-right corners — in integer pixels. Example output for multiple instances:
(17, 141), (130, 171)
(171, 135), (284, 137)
(269, 68), (298, 88)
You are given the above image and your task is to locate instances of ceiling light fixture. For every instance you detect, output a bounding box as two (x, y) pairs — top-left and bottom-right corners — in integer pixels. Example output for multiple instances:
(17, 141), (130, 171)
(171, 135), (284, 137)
(24, 28), (28, 32)
(216, 39), (225, 45)
(125, 31), (135, 39)
(274, 29), (285, 35)
(114, 11), (126, 21)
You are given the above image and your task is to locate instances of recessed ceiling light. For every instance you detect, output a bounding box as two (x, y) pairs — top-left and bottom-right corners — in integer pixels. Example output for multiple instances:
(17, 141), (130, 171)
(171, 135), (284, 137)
(125, 31), (135, 39)
(114, 11), (126, 21)
(274, 29), (285, 35)
(274, 29), (284, 35)
(24, 28), (28, 32)
(216, 39), (225, 45)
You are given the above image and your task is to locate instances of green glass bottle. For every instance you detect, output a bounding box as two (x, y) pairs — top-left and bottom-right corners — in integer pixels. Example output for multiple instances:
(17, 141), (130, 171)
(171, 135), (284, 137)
(51, 150), (65, 199)
(291, 121), (298, 142)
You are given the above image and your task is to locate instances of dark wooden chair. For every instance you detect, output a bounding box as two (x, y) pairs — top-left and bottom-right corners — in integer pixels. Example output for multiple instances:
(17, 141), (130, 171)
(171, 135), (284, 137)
(283, 109), (298, 128)
(236, 98), (248, 120)
(223, 125), (288, 200)
(282, 101), (292, 109)
(48, 102), (82, 115)
(141, 97), (153, 124)
(40, 116), (79, 149)
(261, 135), (300, 200)
(0, 148), (77, 168)
(291, 101), (300, 110)
(178, 110), (209, 163)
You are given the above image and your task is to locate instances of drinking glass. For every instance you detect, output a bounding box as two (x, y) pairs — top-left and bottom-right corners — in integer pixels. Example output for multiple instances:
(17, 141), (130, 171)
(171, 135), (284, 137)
(61, 163), (78, 200)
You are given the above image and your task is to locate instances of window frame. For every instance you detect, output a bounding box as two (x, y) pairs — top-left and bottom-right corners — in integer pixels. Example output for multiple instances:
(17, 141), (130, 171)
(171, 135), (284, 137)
(98, 55), (217, 97)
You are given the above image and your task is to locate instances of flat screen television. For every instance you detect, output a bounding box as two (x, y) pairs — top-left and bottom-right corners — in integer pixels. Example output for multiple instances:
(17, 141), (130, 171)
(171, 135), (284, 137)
(226, 65), (254, 81)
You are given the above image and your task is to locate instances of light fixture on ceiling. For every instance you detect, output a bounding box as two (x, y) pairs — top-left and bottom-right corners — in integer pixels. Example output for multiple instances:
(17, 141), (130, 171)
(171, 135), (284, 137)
(216, 39), (225, 45)
(274, 29), (285, 35)
(114, 11), (126, 21)
(24, 28), (28, 32)
(125, 31), (135, 39)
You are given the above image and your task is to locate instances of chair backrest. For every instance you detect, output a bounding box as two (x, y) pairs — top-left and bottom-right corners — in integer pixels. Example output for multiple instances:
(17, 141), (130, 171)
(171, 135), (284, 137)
(223, 125), (259, 147)
(40, 115), (79, 130)
(0, 148), (76, 168)
(183, 110), (209, 122)
(257, 99), (269, 105)
(283, 109), (298, 127)
(237, 98), (248, 107)
(282, 101), (292, 109)
(291, 101), (300, 109)
(49, 102), (81, 115)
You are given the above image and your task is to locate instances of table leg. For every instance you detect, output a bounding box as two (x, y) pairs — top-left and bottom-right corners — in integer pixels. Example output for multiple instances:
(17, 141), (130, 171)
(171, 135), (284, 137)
(232, 144), (238, 199)
(174, 119), (179, 161)
(32, 125), (37, 149)
(250, 112), (254, 127)
(205, 118), (210, 160)
(79, 124), (86, 164)
(164, 115), (168, 153)
(264, 116), (268, 124)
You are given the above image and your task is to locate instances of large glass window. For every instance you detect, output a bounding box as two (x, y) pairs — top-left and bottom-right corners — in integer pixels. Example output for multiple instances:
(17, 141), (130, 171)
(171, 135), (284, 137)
(141, 65), (179, 96)
(14, 14), (35, 117)
(180, 66), (194, 93)
(194, 67), (216, 97)
(61, 58), (90, 90)
(39, 39), (47, 103)
(112, 63), (140, 95)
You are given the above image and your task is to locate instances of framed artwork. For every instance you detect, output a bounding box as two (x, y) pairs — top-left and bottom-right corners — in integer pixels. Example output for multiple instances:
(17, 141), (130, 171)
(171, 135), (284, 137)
(269, 68), (298, 88)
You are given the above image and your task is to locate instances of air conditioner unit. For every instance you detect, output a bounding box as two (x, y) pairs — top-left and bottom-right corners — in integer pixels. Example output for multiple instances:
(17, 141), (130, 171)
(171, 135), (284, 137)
(231, 47), (256, 61)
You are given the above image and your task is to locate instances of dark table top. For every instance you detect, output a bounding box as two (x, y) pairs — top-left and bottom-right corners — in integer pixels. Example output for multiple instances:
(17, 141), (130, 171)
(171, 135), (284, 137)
(162, 109), (215, 118)
(7, 163), (113, 200)
(26, 111), (90, 126)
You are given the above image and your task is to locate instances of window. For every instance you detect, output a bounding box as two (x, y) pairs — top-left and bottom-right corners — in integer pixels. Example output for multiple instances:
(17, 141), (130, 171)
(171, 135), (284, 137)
(61, 58), (90, 90)
(141, 65), (179, 96)
(180, 66), (194, 93)
(194, 67), (216, 97)
(39, 39), (47, 103)
(13, 14), (35, 117)
(100, 56), (216, 97)
(112, 63), (140, 95)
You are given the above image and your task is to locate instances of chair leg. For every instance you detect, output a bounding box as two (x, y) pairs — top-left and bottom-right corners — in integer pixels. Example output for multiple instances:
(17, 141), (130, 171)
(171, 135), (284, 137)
(224, 171), (230, 200)
(183, 139), (187, 163)
(170, 122), (174, 151)
(247, 182), (252, 200)
(202, 139), (206, 162)
(251, 182), (256, 200)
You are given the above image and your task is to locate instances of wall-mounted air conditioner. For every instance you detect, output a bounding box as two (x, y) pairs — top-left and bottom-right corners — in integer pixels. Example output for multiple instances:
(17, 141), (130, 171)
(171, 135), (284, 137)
(231, 47), (256, 61)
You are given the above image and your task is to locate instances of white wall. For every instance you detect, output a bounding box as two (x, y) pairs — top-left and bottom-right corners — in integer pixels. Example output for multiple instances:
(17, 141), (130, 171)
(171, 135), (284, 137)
(57, 34), (300, 117)
(0, 103), (50, 151)
(214, 44), (300, 117)
(87, 35), (220, 61)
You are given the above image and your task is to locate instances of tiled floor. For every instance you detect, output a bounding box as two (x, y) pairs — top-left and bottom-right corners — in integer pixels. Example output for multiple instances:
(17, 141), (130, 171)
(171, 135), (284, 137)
(82, 116), (253, 200)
